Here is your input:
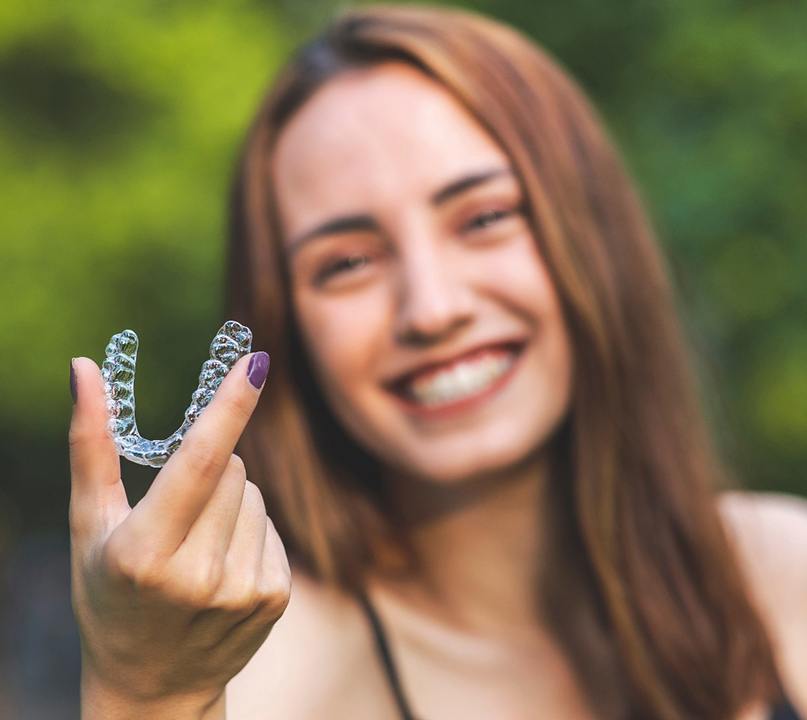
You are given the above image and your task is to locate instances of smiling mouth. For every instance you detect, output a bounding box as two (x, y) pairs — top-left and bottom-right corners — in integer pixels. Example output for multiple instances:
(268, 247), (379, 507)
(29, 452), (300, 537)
(385, 341), (526, 414)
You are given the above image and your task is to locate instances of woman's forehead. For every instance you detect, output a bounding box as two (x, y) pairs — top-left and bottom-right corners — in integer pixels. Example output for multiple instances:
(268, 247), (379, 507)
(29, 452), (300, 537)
(270, 63), (510, 236)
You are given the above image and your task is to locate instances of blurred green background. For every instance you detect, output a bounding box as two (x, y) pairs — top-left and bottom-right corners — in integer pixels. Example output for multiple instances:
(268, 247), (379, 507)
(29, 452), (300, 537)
(0, 0), (805, 716)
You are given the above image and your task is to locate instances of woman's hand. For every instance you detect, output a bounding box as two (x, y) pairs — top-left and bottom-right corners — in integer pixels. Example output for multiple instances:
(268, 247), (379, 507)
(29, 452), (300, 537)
(68, 352), (290, 718)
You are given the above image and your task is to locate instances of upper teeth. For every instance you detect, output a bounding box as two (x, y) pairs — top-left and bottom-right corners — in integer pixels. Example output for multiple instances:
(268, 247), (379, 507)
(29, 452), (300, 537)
(406, 351), (516, 406)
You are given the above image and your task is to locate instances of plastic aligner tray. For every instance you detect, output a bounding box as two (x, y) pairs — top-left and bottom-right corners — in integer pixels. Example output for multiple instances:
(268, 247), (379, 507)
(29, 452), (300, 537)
(102, 320), (253, 467)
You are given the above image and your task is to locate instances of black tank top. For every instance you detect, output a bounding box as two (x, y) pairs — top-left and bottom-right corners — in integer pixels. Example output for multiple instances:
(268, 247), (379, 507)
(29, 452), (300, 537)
(356, 592), (803, 720)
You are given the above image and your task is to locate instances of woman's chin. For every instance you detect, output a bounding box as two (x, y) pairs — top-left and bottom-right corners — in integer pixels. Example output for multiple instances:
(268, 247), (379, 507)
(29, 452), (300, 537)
(388, 441), (547, 490)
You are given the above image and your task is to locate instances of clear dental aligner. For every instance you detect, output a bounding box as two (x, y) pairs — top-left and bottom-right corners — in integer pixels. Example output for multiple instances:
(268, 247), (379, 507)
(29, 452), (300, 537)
(102, 320), (253, 468)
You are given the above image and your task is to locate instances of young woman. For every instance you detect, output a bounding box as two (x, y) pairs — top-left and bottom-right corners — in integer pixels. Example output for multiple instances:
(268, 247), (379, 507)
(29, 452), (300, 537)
(68, 5), (807, 720)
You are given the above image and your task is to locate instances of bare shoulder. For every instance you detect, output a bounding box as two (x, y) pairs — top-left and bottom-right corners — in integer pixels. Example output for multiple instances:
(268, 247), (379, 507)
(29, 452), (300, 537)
(717, 490), (807, 594)
(225, 565), (392, 720)
(717, 490), (807, 710)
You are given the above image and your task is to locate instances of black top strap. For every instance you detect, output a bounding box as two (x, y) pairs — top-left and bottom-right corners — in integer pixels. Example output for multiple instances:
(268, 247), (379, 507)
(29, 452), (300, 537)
(356, 590), (419, 720)
(770, 695), (804, 720)
(356, 591), (803, 720)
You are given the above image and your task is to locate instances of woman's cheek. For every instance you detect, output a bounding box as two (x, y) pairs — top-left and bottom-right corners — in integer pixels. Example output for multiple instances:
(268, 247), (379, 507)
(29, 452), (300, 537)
(477, 237), (558, 308)
(297, 289), (390, 391)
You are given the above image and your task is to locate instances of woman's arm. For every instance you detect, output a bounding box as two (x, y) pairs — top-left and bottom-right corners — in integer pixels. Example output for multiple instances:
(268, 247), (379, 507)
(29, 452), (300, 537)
(69, 354), (287, 720)
(81, 674), (226, 720)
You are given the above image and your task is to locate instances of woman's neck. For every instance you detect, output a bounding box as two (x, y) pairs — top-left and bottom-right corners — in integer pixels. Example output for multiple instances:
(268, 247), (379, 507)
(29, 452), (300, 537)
(381, 452), (548, 639)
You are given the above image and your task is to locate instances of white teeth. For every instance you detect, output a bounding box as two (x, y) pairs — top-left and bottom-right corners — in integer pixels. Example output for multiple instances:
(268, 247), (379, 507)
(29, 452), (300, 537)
(406, 352), (516, 407)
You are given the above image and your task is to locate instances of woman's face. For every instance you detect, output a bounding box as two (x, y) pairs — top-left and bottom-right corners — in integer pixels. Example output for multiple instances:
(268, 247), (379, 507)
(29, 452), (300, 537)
(272, 62), (573, 485)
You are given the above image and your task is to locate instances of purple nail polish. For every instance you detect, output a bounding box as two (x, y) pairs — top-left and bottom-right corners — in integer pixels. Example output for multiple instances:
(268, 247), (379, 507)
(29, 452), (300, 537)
(247, 352), (270, 389)
(70, 359), (77, 404)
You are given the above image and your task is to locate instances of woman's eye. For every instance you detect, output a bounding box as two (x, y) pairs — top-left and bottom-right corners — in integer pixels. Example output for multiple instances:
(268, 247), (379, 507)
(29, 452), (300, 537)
(315, 254), (371, 283)
(463, 208), (515, 233)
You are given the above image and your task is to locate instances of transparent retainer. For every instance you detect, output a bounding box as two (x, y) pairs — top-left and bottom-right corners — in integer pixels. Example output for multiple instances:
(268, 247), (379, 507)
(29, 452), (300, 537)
(102, 320), (253, 468)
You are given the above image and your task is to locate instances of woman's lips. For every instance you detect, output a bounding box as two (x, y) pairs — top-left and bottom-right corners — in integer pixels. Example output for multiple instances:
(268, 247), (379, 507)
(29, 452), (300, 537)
(390, 342), (525, 418)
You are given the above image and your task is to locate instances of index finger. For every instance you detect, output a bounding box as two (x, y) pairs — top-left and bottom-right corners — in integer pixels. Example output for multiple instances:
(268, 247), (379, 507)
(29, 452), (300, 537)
(127, 350), (270, 552)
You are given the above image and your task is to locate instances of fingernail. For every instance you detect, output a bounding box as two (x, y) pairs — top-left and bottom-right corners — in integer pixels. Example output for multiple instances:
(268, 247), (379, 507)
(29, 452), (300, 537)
(70, 359), (77, 404)
(247, 352), (270, 390)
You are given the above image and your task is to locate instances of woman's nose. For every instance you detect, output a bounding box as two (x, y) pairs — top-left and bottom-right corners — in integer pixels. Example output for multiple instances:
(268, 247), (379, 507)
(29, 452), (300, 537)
(393, 242), (474, 346)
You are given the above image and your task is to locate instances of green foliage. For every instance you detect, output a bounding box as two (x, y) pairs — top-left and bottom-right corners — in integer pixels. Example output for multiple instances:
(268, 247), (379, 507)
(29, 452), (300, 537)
(0, 0), (291, 435)
(1, 0), (804, 529)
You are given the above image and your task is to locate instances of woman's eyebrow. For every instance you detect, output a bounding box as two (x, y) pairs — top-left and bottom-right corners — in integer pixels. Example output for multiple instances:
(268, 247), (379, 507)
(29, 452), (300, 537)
(287, 215), (378, 258)
(286, 166), (514, 258)
(429, 166), (513, 205)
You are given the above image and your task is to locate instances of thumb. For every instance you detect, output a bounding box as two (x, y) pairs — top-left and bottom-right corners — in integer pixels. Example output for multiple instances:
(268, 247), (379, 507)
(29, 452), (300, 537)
(68, 356), (128, 539)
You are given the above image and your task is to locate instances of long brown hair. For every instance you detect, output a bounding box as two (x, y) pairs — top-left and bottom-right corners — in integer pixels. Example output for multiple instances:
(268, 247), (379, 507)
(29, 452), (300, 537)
(226, 5), (782, 719)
